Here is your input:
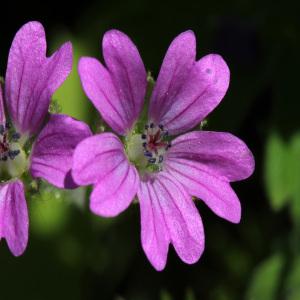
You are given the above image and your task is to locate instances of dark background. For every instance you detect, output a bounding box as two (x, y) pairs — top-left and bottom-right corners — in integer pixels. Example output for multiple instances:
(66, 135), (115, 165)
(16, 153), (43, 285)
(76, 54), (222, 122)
(0, 0), (300, 299)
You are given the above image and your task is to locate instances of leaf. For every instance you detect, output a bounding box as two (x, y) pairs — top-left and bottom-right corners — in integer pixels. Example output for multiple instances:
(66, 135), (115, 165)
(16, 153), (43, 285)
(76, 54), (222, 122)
(288, 133), (300, 227)
(264, 133), (291, 211)
(284, 256), (300, 300)
(245, 254), (284, 300)
(160, 290), (173, 300)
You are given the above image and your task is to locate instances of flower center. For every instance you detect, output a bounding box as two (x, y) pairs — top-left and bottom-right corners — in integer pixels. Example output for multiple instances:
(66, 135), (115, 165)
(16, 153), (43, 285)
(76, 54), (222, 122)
(141, 123), (171, 166)
(0, 122), (27, 180)
(125, 122), (171, 174)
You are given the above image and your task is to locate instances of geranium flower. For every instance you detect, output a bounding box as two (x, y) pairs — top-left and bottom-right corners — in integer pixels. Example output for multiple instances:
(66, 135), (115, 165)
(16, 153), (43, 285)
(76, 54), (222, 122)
(0, 22), (91, 256)
(74, 30), (255, 270)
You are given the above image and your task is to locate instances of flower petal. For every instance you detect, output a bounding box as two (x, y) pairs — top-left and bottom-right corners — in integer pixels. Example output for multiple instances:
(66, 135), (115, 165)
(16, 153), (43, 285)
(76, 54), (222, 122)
(5, 21), (72, 135)
(73, 132), (139, 216)
(0, 180), (28, 256)
(73, 133), (126, 185)
(151, 53), (230, 135)
(165, 158), (242, 223)
(137, 179), (170, 271)
(0, 84), (5, 124)
(90, 160), (139, 217)
(149, 30), (196, 125)
(167, 131), (255, 182)
(30, 114), (92, 189)
(79, 30), (147, 135)
(139, 173), (204, 268)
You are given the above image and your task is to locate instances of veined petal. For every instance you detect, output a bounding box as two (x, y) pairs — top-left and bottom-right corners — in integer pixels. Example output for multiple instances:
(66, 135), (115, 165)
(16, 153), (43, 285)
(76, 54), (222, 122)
(0, 84), (5, 124)
(0, 180), (28, 256)
(167, 131), (255, 182)
(149, 31), (196, 125)
(30, 114), (92, 189)
(79, 30), (147, 135)
(5, 21), (72, 135)
(138, 179), (170, 271)
(90, 159), (139, 217)
(151, 53), (230, 135)
(138, 173), (204, 269)
(165, 158), (242, 223)
(73, 133), (128, 185)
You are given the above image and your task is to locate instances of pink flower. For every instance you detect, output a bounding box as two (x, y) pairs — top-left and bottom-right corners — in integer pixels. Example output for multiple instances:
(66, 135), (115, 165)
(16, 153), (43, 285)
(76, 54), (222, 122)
(0, 22), (91, 256)
(74, 30), (255, 270)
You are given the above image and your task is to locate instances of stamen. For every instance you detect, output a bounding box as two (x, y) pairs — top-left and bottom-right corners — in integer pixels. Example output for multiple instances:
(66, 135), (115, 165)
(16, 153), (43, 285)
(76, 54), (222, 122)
(141, 122), (171, 170)
(11, 132), (21, 141)
(148, 158), (156, 164)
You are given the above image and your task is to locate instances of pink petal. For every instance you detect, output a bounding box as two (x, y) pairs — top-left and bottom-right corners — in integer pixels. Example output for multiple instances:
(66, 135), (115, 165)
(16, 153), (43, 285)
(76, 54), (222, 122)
(72, 133), (128, 185)
(5, 21), (72, 135)
(72, 132), (138, 216)
(167, 131), (255, 182)
(90, 159), (139, 217)
(0, 180), (28, 256)
(79, 30), (147, 135)
(138, 173), (204, 269)
(165, 131), (254, 223)
(30, 114), (92, 189)
(137, 179), (170, 271)
(0, 84), (5, 124)
(149, 31), (196, 125)
(165, 159), (242, 223)
(150, 52), (230, 135)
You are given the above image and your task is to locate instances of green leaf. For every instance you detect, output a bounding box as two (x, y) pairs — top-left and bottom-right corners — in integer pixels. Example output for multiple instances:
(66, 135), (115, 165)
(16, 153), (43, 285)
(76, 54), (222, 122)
(30, 187), (70, 237)
(246, 254), (284, 300)
(264, 133), (291, 211)
(285, 256), (300, 300)
(160, 290), (173, 300)
(288, 133), (300, 227)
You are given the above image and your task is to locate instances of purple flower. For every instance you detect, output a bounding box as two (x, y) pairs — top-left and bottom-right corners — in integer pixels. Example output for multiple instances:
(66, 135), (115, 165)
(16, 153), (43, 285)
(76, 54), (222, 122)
(0, 22), (91, 256)
(74, 30), (255, 270)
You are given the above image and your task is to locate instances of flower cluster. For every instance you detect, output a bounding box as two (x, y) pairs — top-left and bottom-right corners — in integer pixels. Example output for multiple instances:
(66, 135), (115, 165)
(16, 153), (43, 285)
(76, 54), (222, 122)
(0, 22), (90, 256)
(0, 21), (254, 271)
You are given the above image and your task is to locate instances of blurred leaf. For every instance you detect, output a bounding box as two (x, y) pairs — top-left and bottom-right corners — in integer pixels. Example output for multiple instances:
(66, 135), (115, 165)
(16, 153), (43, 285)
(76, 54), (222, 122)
(264, 133), (290, 211)
(52, 36), (93, 123)
(246, 253), (284, 300)
(30, 187), (70, 237)
(160, 290), (173, 300)
(185, 288), (196, 300)
(284, 256), (300, 300)
(288, 133), (300, 227)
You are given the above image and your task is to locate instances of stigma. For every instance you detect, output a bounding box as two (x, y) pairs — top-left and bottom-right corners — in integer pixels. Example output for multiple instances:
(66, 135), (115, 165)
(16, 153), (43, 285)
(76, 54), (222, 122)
(0, 122), (21, 161)
(141, 123), (171, 167)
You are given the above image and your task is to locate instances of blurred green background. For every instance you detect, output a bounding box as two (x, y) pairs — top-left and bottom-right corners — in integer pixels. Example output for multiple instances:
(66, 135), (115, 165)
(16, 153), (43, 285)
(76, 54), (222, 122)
(0, 0), (300, 299)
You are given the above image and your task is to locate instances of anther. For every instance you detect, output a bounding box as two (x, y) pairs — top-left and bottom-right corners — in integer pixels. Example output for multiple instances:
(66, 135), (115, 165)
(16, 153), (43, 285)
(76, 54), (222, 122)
(12, 132), (21, 141)
(145, 124), (149, 130)
(150, 123), (154, 128)
(1, 156), (8, 161)
(158, 155), (163, 163)
(158, 124), (164, 130)
(148, 158), (156, 164)
(144, 151), (152, 157)
(142, 142), (147, 148)
(141, 134), (146, 139)
(5, 121), (10, 129)
(8, 150), (20, 160)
